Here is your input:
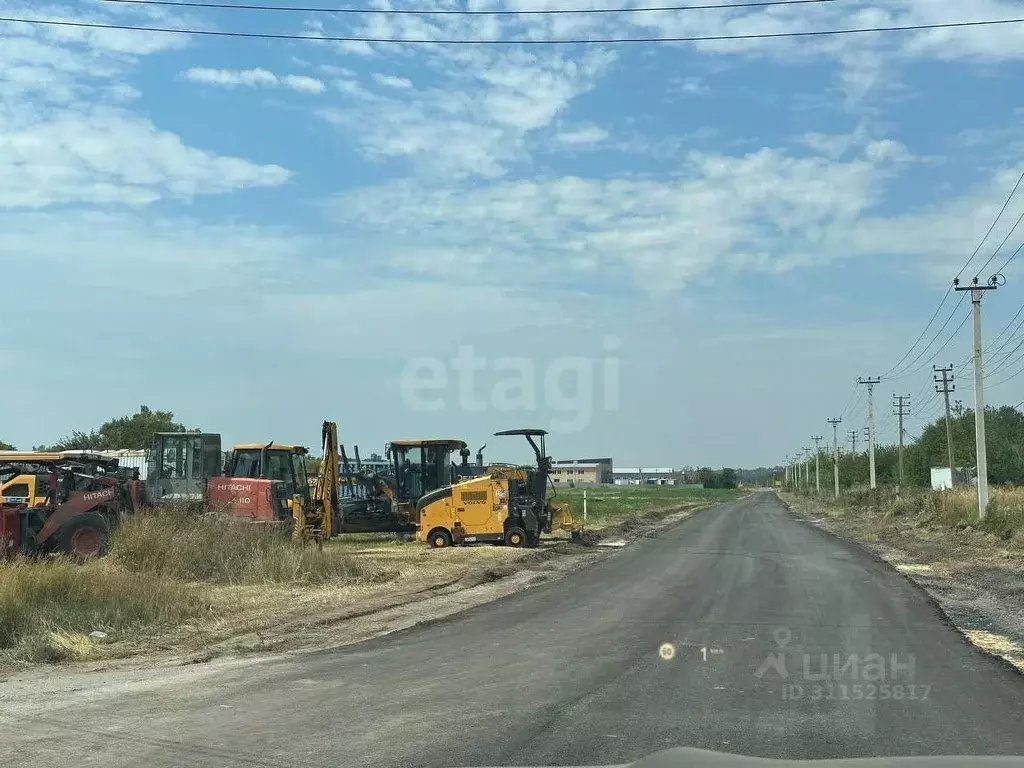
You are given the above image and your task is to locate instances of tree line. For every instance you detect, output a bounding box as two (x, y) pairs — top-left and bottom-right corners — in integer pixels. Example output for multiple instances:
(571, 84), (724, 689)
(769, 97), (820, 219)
(794, 404), (1024, 488)
(2, 406), (193, 452)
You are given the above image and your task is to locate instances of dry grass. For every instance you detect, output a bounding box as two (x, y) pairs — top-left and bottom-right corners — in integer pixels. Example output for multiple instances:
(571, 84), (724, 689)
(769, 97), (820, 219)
(0, 557), (205, 663)
(0, 506), (407, 664)
(802, 485), (1024, 543)
(111, 506), (395, 585)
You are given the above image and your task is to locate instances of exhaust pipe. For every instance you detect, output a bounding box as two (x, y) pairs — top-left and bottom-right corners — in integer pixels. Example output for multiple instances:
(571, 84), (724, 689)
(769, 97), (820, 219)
(476, 444), (486, 467)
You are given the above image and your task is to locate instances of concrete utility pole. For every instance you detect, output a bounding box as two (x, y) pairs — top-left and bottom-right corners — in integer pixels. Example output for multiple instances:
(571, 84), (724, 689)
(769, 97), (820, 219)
(827, 417), (842, 498)
(934, 363), (956, 488)
(802, 447), (812, 488)
(954, 276), (998, 518)
(857, 377), (881, 490)
(811, 436), (823, 493)
(893, 394), (911, 492)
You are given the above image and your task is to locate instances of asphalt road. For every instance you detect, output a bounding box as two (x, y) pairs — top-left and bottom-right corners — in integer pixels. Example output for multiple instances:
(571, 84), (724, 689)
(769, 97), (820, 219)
(6, 492), (1024, 767)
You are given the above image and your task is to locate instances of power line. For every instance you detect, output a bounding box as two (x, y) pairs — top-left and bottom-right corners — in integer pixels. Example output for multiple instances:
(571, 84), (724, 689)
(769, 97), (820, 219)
(99, 0), (842, 16)
(957, 168), (1024, 281)
(993, 237), (1024, 277)
(972, 203), (1024, 279)
(3, 13), (1024, 45)
(887, 295), (970, 379)
(883, 167), (1024, 379)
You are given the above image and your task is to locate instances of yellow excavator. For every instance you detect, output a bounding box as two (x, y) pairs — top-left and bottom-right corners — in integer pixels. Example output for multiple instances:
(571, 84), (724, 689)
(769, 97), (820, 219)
(334, 439), (469, 533)
(415, 429), (583, 548)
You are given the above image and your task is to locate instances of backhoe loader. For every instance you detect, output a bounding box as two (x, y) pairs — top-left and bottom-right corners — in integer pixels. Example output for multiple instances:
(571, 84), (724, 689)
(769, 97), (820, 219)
(415, 429), (583, 548)
(204, 422), (339, 541)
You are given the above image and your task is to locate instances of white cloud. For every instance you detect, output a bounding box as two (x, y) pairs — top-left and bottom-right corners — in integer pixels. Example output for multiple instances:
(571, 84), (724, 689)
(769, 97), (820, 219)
(184, 68), (326, 94)
(0, 3), (292, 209)
(556, 124), (609, 147)
(331, 141), (908, 292)
(322, 48), (614, 179)
(0, 106), (290, 209)
(372, 73), (413, 89)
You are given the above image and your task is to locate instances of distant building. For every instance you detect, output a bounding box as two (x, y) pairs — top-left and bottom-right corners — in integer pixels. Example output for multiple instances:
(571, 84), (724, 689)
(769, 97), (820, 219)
(551, 457), (613, 485)
(612, 467), (677, 486)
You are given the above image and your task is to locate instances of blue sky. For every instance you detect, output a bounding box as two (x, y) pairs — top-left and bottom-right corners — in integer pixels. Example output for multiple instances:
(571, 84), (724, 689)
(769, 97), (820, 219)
(3, 0), (1024, 467)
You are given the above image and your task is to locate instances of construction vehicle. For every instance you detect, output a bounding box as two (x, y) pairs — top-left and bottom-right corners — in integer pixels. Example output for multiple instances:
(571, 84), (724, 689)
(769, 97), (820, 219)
(415, 429), (583, 548)
(146, 432), (224, 505)
(0, 452), (144, 557)
(332, 438), (469, 533)
(205, 423), (338, 540)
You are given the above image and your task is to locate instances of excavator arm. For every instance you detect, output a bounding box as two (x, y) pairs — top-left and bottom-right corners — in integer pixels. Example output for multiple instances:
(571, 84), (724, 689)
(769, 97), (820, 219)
(311, 421), (340, 539)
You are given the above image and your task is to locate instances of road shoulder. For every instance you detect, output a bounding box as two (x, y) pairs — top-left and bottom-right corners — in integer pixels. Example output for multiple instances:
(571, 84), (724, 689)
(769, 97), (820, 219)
(778, 491), (1024, 674)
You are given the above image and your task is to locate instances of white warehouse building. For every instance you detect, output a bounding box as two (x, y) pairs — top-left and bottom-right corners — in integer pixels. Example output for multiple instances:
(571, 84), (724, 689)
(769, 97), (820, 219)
(612, 467), (676, 485)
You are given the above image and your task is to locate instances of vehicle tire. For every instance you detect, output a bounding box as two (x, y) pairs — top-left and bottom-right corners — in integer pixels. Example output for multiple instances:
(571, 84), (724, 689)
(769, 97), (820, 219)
(56, 513), (109, 559)
(427, 528), (452, 549)
(504, 526), (527, 548)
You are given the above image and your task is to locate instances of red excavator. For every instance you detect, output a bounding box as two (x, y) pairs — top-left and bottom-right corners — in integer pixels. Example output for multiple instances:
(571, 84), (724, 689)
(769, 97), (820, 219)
(0, 452), (144, 558)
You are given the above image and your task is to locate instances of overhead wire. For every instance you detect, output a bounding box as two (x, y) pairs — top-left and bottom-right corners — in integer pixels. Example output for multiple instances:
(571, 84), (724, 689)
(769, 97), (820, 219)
(2, 13), (1024, 44)
(971, 200), (1024, 280)
(98, 0), (844, 15)
(886, 295), (971, 379)
(883, 165), (1024, 380)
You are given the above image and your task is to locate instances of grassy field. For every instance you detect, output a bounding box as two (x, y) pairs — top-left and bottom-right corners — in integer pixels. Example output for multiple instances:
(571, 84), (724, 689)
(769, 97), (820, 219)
(554, 485), (744, 529)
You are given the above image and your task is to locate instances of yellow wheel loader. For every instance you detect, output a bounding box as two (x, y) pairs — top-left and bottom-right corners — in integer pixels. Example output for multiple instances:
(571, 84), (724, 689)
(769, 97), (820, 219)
(415, 429), (583, 548)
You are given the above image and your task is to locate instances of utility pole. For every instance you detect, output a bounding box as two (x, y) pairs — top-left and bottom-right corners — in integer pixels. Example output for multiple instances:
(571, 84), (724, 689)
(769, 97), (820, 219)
(893, 394), (911, 492)
(811, 436), (823, 493)
(848, 430), (858, 455)
(827, 417), (842, 498)
(954, 276), (998, 518)
(934, 364), (956, 488)
(858, 377), (881, 490)
(802, 447), (812, 488)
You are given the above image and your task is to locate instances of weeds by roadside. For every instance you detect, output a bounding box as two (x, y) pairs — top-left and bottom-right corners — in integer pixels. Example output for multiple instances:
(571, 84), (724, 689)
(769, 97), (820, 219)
(792, 486), (1024, 545)
(111, 506), (396, 585)
(0, 505), (401, 664)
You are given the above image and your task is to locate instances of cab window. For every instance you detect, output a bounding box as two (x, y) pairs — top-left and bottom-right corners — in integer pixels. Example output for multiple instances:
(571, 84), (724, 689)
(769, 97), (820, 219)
(160, 436), (189, 479)
(265, 451), (296, 499)
(291, 453), (310, 500)
(1, 480), (29, 502)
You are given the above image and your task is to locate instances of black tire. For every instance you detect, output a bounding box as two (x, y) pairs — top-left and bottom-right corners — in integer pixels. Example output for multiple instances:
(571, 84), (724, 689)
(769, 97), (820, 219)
(504, 526), (527, 548)
(427, 528), (452, 549)
(55, 513), (109, 559)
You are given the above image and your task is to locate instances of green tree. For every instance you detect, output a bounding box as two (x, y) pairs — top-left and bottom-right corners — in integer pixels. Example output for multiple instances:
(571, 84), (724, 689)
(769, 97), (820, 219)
(0, 440), (14, 450)
(50, 406), (192, 451)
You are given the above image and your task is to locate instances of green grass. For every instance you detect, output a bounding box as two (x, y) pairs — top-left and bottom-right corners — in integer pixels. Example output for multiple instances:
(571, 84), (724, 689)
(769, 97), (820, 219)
(553, 485), (743, 527)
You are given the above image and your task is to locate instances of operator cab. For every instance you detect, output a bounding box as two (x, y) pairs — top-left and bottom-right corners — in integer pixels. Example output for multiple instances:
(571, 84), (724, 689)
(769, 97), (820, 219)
(148, 433), (223, 505)
(387, 439), (468, 503)
(226, 444), (312, 509)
